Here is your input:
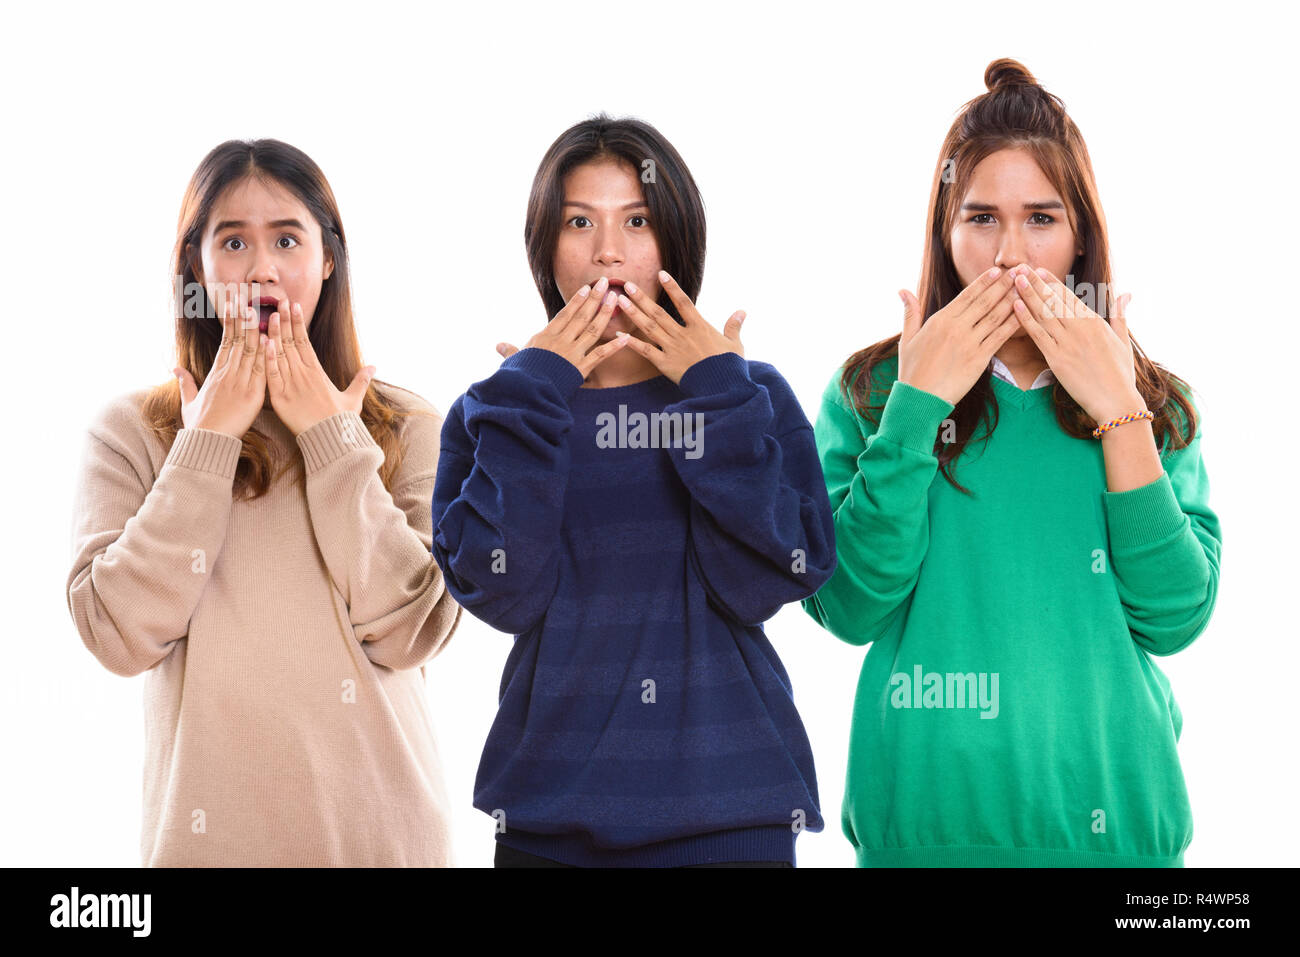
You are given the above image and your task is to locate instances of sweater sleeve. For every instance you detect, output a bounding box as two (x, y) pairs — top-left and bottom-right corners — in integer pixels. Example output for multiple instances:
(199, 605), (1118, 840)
(430, 347), (585, 636)
(800, 364), (955, 646)
(661, 352), (837, 627)
(66, 394), (243, 677)
(1100, 392), (1222, 657)
(297, 400), (462, 671)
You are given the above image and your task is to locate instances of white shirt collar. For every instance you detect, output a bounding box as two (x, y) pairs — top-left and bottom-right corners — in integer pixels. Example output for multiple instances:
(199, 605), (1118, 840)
(990, 355), (1055, 391)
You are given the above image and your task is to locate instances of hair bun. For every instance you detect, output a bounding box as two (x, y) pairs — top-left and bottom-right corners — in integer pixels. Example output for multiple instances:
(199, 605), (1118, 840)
(984, 58), (1038, 92)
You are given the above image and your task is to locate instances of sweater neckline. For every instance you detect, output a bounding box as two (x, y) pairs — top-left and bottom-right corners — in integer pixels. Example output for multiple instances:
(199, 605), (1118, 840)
(989, 371), (1054, 411)
(570, 374), (673, 401)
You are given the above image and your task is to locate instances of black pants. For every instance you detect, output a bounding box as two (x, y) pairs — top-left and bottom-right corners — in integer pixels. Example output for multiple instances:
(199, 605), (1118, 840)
(494, 841), (793, 868)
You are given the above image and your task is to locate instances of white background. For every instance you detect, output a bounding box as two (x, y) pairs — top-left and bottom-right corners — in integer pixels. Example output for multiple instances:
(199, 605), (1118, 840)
(2, 0), (1294, 868)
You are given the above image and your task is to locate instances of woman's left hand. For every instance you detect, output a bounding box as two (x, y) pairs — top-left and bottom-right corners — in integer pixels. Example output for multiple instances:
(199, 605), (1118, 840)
(612, 270), (745, 385)
(1010, 265), (1145, 423)
(263, 300), (375, 436)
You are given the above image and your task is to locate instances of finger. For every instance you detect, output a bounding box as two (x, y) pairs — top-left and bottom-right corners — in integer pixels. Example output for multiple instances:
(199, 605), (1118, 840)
(1111, 292), (1132, 341)
(1024, 267), (1076, 320)
(264, 337), (283, 395)
(218, 289), (244, 369)
(173, 367), (197, 405)
(576, 289), (620, 349)
(655, 270), (703, 325)
(579, 330), (638, 375)
(722, 310), (745, 344)
(972, 283), (1019, 333)
(611, 290), (667, 346)
(621, 279), (679, 338)
(961, 268), (1019, 325)
(1011, 294), (1062, 351)
(270, 299), (292, 381)
(555, 278), (606, 337)
(290, 302), (318, 370)
(1012, 269), (1064, 340)
(981, 310), (1024, 357)
(497, 342), (519, 358)
(344, 365), (375, 405)
(899, 289), (922, 344)
(241, 303), (260, 358)
(249, 319), (268, 386)
(217, 289), (237, 359)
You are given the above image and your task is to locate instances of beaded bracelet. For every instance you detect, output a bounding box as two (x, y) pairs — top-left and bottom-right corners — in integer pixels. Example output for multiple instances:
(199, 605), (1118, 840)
(1092, 410), (1154, 438)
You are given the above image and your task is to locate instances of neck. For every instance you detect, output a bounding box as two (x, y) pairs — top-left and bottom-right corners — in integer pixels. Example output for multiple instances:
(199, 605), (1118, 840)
(579, 337), (663, 389)
(994, 338), (1050, 390)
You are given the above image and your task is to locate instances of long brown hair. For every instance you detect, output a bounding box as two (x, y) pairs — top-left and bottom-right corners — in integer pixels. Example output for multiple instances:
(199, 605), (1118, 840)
(840, 58), (1197, 494)
(524, 112), (706, 324)
(142, 139), (432, 500)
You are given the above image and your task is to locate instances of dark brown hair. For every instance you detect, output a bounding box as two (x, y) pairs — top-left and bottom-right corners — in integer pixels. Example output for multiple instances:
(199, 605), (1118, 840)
(142, 138), (433, 500)
(524, 113), (706, 324)
(840, 58), (1197, 494)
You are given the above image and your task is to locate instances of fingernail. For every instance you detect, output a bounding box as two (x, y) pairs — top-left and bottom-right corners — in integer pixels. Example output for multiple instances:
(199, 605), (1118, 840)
(578, 284), (591, 297)
(616, 331), (628, 338)
(624, 280), (638, 295)
(595, 276), (609, 292)
(604, 291), (617, 305)
(658, 270), (671, 283)
(1036, 267), (1050, 279)
(986, 267), (1001, 279)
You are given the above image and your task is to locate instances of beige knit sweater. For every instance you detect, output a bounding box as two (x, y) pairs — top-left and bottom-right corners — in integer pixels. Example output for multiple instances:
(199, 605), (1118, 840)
(66, 382), (463, 866)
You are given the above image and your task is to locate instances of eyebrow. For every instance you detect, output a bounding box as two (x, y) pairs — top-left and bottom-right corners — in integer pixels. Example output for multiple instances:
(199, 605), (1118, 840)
(212, 218), (308, 233)
(561, 201), (649, 210)
(960, 201), (1066, 212)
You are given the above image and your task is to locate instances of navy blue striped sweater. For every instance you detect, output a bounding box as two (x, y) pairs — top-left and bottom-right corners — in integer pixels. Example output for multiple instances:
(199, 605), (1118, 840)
(430, 346), (834, 866)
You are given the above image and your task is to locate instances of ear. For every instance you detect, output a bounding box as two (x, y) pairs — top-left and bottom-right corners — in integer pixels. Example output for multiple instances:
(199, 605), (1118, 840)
(323, 248), (335, 281)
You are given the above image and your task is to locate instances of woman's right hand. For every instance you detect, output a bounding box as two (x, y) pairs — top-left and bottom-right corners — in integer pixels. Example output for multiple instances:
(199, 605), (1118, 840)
(173, 290), (268, 438)
(897, 266), (1022, 405)
(496, 276), (631, 376)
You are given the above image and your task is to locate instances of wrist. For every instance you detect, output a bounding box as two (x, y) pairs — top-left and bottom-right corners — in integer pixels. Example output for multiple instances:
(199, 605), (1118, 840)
(1092, 390), (1148, 426)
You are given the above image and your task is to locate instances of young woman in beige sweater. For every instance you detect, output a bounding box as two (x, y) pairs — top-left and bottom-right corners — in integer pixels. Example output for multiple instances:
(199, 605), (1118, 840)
(66, 139), (462, 866)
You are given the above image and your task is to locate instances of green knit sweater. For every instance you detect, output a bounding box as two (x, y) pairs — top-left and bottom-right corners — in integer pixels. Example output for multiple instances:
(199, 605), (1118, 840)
(802, 354), (1222, 867)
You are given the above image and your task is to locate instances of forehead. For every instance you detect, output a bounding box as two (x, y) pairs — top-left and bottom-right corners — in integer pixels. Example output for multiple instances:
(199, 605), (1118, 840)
(206, 176), (315, 233)
(562, 157), (646, 207)
(964, 148), (1060, 199)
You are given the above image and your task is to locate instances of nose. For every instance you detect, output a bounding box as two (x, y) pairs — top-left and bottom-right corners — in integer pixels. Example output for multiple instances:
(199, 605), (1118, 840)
(993, 226), (1029, 272)
(246, 243), (279, 286)
(594, 230), (625, 268)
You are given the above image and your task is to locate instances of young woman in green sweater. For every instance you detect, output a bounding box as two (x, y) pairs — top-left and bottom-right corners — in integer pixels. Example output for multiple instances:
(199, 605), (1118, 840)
(802, 58), (1222, 867)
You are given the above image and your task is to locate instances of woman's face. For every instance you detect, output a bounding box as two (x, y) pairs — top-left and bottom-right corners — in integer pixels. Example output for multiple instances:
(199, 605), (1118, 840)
(197, 175), (334, 337)
(949, 147), (1083, 339)
(553, 157), (663, 342)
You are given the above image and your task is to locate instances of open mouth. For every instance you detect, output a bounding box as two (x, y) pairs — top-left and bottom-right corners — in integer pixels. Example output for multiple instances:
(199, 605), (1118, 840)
(251, 297), (279, 333)
(605, 279), (626, 315)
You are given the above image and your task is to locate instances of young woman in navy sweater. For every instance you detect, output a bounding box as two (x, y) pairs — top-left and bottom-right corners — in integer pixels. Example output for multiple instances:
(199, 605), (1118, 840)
(431, 114), (836, 867)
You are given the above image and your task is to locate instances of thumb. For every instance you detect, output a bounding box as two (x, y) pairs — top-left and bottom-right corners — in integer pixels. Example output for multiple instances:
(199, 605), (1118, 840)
(1111, 292), (1132, 341)
(898, 290), (921, 343)
(723, 310), (745, 342)
(173, 367), (197, 405)
(497, 342), (519, 359)
(345, 365), (376, 400)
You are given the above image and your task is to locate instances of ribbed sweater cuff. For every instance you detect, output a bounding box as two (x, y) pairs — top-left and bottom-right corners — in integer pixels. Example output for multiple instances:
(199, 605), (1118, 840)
(297, 410), (378, 474)
(502, 347), (586, 400)
(876, 380), (955, 453)
(1102, 472), (1187, 550)
(165, 427), (243, 477)
(677, 351), (751, 397)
